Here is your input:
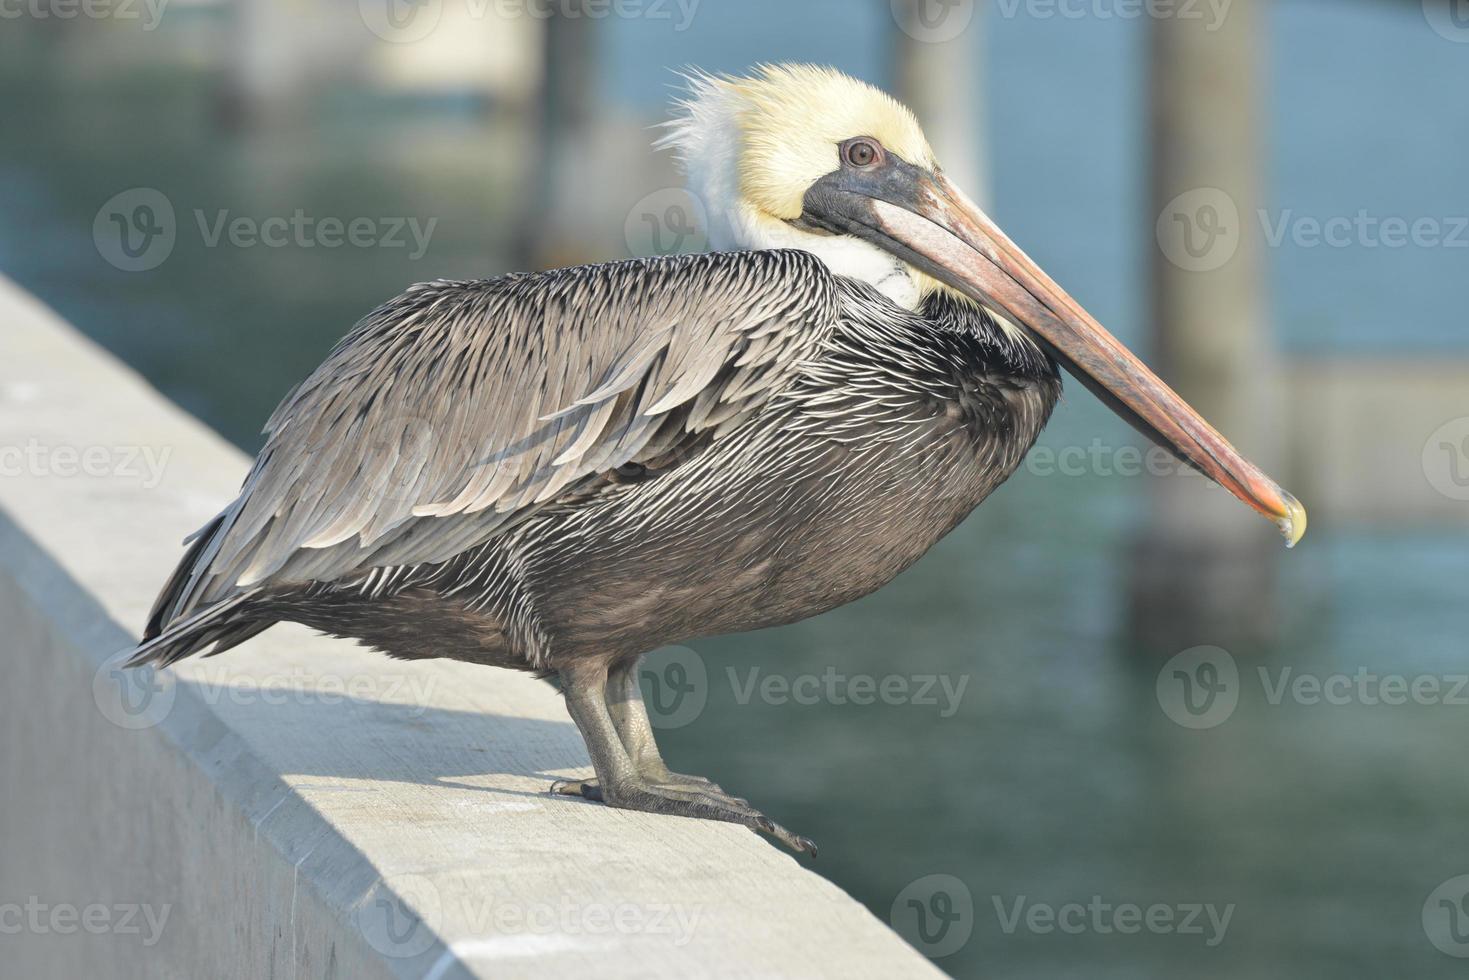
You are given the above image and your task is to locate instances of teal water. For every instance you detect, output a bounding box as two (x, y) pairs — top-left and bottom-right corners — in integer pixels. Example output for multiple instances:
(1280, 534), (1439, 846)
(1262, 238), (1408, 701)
(3, 3), (1468, 977)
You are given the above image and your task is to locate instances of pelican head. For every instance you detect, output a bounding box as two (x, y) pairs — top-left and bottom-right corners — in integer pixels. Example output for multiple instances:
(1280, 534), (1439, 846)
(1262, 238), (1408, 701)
(661, 63), (1305, 546)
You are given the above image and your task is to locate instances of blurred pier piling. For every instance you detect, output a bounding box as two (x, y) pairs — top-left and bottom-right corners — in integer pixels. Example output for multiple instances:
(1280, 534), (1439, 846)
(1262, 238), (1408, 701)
(891, 0), (988, 204)
(1128, 0), (1282, 653)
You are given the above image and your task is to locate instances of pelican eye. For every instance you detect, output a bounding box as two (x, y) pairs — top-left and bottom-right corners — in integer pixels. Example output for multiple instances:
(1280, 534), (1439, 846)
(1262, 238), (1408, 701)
(841, 138), (882, 169)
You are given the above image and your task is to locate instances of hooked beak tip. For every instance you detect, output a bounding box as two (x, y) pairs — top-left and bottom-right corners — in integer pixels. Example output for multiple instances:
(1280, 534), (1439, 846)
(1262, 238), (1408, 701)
(1276, 491), (1308, 549)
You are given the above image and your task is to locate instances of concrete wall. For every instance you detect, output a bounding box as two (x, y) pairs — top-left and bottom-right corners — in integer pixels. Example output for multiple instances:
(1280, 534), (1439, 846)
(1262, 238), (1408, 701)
(0, 276), (942, 979)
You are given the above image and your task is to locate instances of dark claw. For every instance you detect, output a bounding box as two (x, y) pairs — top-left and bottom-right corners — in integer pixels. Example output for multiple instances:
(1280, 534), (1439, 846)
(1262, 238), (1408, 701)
(553, 773), (816, 857)
(748, 819), (818, 857)
(549, 778), (603, 802)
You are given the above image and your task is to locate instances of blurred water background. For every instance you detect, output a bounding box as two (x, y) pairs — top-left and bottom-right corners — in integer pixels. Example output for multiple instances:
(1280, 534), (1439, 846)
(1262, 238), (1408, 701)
(3, 1), (1468, 976)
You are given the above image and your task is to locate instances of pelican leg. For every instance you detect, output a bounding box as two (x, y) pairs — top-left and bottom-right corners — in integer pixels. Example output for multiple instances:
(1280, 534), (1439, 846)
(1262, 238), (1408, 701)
(553, 656), (737, 799)
(604, 656), (736, 799)
(551, 661), (816, 856)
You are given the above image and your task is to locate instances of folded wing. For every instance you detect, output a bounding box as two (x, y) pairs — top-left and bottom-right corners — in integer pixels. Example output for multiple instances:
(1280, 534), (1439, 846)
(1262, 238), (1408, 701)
(148, 249), (838, 632)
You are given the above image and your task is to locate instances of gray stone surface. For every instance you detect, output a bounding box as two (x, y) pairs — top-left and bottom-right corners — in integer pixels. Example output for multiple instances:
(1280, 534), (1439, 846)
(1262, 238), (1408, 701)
(0, 275), (942, 979)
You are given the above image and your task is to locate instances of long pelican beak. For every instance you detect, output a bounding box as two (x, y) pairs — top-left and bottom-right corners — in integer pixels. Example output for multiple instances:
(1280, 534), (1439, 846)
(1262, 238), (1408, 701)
(804, 158), (1306, 547)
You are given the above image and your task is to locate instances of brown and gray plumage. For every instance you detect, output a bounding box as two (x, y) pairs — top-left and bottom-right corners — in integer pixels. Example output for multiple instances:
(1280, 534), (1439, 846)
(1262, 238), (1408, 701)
(127, 66), (1303, 854)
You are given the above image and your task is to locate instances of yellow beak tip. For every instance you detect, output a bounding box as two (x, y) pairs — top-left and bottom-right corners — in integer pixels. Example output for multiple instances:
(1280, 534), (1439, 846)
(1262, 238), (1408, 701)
(1277, 492), (1308, 549)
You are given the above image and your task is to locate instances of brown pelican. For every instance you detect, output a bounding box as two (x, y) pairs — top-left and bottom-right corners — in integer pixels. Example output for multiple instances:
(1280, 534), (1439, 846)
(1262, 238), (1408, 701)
(127, 65), (1304, 854)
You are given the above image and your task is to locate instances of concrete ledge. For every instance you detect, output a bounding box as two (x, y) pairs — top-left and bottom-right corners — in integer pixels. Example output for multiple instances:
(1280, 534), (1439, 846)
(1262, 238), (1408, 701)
(0, 276), (941, 978)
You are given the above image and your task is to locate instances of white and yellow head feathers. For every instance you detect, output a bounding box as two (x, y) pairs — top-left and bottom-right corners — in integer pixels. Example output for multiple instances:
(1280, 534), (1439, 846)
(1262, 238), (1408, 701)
(658, 64), (942, 308)
(666, 64), (936, 219)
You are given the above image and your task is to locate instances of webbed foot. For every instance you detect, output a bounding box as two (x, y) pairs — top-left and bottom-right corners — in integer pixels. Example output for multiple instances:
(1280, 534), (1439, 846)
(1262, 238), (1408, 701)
(549, 776), (815, 856)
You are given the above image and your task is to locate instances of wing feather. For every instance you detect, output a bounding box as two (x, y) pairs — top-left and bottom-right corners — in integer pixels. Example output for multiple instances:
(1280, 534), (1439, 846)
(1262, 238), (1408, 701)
(158, 249), (838, 624)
